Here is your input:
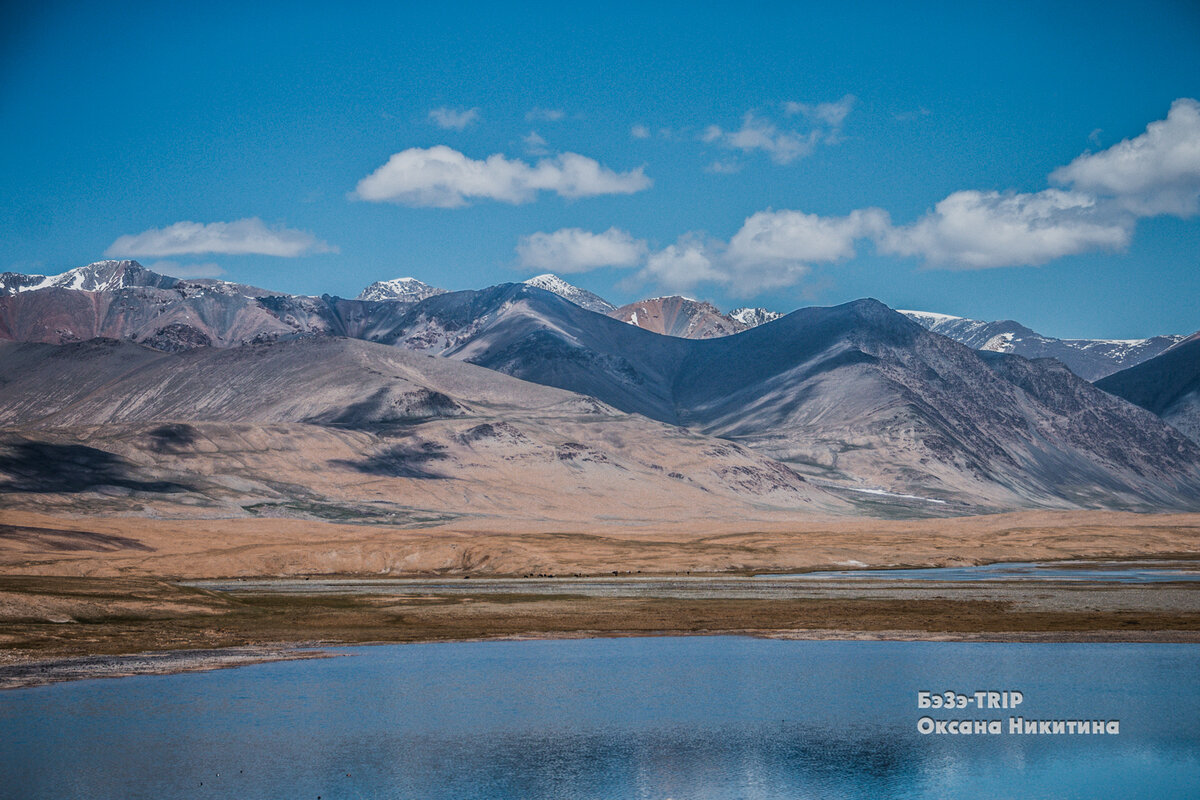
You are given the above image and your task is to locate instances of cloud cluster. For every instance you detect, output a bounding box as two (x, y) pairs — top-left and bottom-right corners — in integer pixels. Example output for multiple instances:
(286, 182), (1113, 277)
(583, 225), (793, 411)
(516, 97), (1200, 294)
(636, 208), (889, 294)
(516, 228), (647, 273)
(106, 218), (334, 258)
(517, 211), (886, 295)
(428, 107), (479, 130)
(354, 146), (651, 207)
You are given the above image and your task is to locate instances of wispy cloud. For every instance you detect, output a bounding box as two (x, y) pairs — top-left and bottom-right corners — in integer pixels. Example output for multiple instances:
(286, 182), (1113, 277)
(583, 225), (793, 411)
(517, 228), (647, 273)
(893, 107), (931, 123)
(702, 113), (819, 164)
(705, 160), (742, 174)
(354, 145), (651, 207)
(783, 94), (856, 129)
(630, 124), (651, 139)
(523, 131), (550, 156)
(702, 96), (855, 165)
(428, 107), (479, 130)
(106, 218), (334, 258)
(526, 107), (566, 122)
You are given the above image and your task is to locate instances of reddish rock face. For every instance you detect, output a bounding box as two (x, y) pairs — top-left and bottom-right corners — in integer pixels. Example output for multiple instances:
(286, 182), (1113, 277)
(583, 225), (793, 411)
(609, 296), (747, 339)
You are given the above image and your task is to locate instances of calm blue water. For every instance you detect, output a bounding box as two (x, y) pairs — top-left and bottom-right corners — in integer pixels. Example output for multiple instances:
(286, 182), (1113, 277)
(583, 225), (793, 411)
(769, 560), (1200, 582)
(2, 638), (1198, 799)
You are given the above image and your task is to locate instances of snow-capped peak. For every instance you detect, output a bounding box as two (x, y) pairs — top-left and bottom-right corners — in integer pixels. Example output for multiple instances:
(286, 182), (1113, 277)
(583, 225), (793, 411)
(522, 274), (615, 314)
(0, 260), (179, 295)
(356, 276), (447, 303)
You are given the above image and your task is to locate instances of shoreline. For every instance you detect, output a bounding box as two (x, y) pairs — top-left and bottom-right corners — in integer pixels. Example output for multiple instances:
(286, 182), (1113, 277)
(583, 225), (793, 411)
(5, 627), (1200, 691)
(4, 556), (1199, 689)
(0, 646), (336, 690)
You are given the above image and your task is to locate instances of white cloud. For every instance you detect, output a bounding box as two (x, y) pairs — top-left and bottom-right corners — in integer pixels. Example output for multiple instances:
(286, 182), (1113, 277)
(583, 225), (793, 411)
(631, 124), (651, 139)
(146, 260), (225, 279)
(353, 146), (652, 207)
(1051, 97), (1200, 217)
(516, 227), (647, 273)
(526, 107), (565, 122)
(878, 189), (1131, 268)
(637, 235), (725, 292)
(106, 218), (334, 258)
(728, 208), (887, 267)
(428, 107), (479, 130)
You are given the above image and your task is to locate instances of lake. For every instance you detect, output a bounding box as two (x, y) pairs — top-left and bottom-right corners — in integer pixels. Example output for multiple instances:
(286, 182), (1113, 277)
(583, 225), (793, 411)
(766, 559), (1200, 583)
(2, 637), (1198, 799)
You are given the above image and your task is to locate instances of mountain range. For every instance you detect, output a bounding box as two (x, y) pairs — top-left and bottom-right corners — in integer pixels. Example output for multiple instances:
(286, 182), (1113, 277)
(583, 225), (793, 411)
(2, 261), (1180, 379)
(899, 309), (1185, 381)
(1, 260), (1198, 516)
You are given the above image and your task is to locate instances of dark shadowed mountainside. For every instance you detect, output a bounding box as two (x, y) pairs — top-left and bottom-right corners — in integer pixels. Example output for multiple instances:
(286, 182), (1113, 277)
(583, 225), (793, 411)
(1096, 333), (1200, 444)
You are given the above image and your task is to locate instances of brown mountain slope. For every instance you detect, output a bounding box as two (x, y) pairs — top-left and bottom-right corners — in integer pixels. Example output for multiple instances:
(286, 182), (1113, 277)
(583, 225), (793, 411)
(0, 338), (854, 528)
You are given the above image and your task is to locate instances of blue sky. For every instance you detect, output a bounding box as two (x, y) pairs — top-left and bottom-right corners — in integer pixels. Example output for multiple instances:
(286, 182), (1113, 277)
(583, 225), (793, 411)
(2, 0), (1199, 338)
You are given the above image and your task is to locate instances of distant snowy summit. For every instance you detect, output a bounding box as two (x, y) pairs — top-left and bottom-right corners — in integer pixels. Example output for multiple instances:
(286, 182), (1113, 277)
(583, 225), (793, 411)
(729, 307), (783, 328)
(0, 260), (178, 294)
(520, 273), (782, 338)
(522, 274), (615, 314)
(356, 276), (447, 303)
(899, 309), (1185, 381)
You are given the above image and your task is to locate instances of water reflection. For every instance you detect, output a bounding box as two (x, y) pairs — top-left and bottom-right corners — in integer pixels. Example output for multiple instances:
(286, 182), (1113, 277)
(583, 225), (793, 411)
(2, 638), (1197, 799)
